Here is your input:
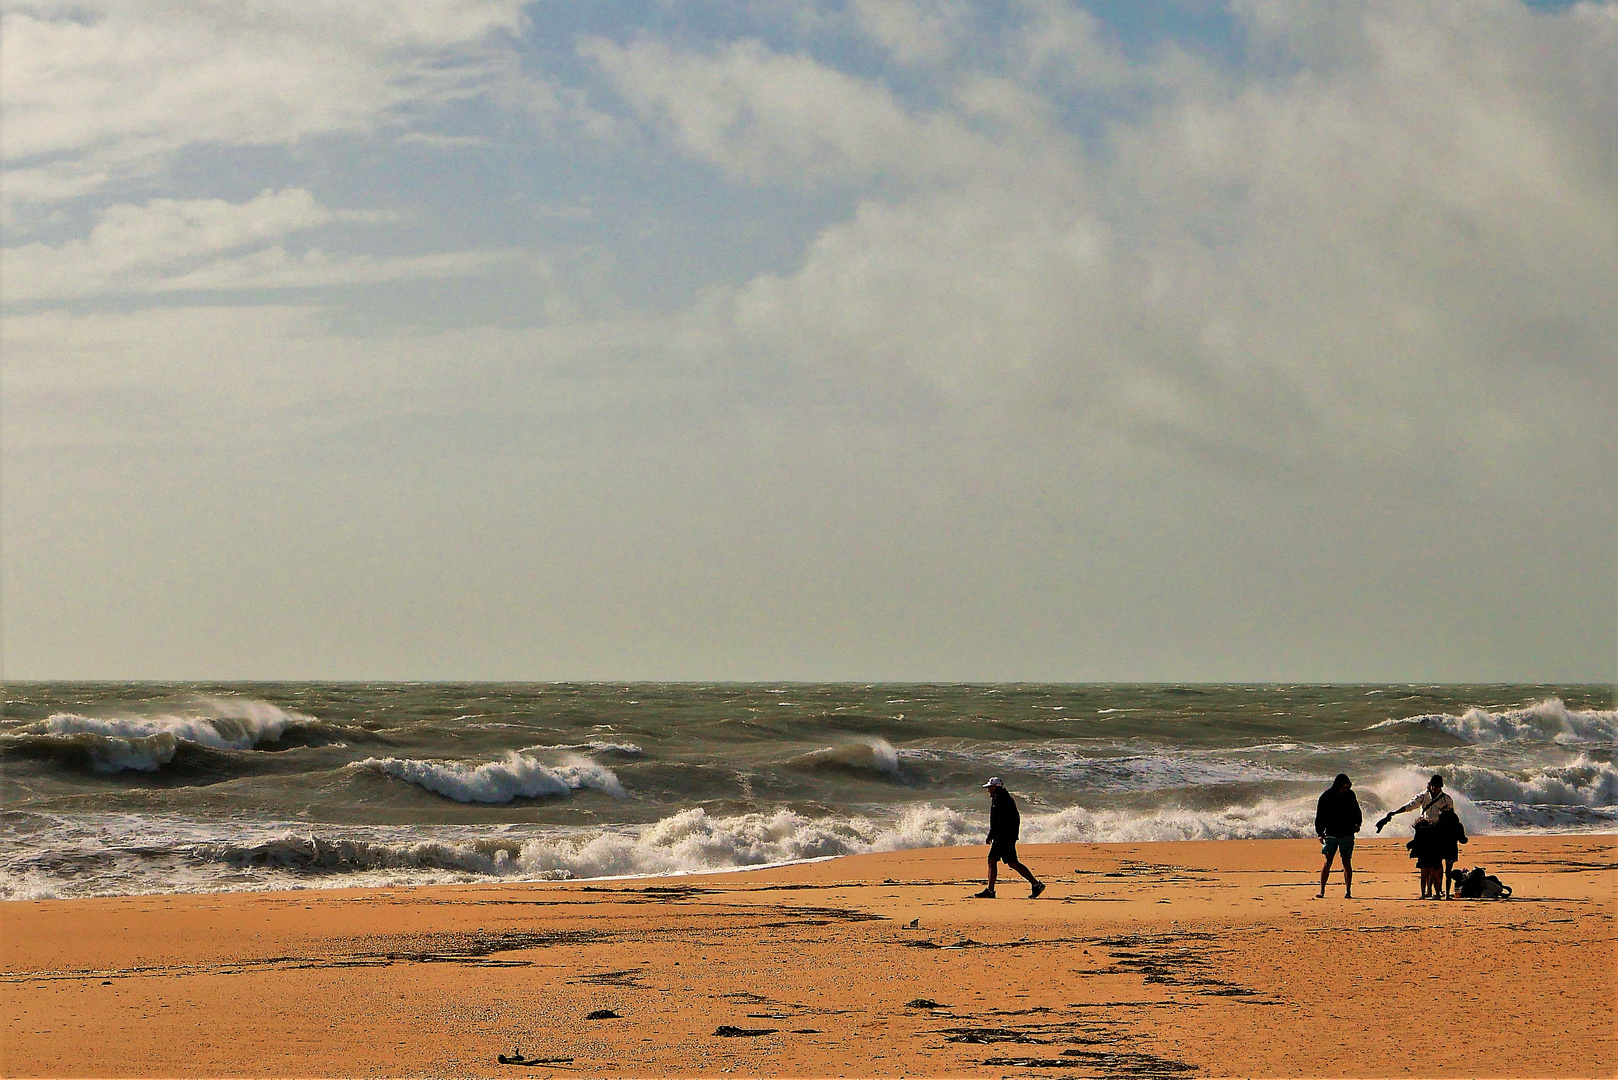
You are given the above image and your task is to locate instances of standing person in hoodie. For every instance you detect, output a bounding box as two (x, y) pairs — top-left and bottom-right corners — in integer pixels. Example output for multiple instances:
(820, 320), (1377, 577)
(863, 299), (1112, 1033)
(974, 777), (1045, 899)
(1314, 773), (1362, 899)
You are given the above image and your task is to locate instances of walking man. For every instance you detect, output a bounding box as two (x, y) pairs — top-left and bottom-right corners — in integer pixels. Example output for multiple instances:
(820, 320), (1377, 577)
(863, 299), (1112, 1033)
(974, 777), (1045, 899)
(1314, 773), (1361, 898)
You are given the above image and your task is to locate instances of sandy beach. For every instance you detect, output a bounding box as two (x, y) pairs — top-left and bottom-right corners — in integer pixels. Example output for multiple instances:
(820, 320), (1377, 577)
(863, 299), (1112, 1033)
(3, 835), (1612, 1078)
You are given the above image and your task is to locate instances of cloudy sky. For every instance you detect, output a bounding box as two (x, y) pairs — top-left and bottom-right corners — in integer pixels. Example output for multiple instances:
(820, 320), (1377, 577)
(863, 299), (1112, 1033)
(2, 0), (1613, 682)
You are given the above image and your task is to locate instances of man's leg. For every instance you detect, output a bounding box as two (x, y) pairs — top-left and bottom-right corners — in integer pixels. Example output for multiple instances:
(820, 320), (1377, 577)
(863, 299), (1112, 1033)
(974, 855), (999, 897)
(1318, 850), (1335, 898)
(1341, 851), (1353, 898)
(1004, 856), (1044, 897)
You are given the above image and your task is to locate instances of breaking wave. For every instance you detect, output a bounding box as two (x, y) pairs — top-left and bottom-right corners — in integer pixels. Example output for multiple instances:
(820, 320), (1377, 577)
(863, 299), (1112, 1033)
(210, 834), (523, 875)
(782, 738), (900, 776)
(0, 698), (329, 772)
(358, 752), (626, 803)
(1373, 698), (1618, 745)
(1443, 756), (1618, 807)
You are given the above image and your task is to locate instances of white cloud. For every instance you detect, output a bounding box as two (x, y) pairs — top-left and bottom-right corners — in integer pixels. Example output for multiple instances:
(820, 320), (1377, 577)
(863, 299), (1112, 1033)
(10, 4), (1608, 477)
(0, 0), (526, 208)
(654, 3), (1616, 477)
(1, 188), (522, 301)
(18, 5), (1606, 474)
(581, 35), (989, 186)
(849, 0), (971, 66)
(1009, 0), (1135, 88)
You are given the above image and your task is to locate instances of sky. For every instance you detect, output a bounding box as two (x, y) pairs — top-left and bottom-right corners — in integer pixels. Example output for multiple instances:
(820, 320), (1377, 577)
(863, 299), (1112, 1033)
(1, 0), (1614, 682)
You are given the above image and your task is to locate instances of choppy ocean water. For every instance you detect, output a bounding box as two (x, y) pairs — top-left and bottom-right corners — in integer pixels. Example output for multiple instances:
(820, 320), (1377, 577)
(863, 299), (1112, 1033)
(2, 683), (1613, 899)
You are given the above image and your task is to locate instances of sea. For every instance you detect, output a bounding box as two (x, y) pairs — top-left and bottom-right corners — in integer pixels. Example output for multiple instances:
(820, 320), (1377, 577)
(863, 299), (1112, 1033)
(2, 683), (1613, 900)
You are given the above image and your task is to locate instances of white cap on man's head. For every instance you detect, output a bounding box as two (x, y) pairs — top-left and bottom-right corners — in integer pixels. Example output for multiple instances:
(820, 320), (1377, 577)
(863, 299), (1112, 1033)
(982, 777), (1004, 789)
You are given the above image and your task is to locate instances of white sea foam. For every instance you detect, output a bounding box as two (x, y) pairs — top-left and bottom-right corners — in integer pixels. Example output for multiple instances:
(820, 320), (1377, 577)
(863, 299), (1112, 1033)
(520, 741), (643, 756)
(914, 744), (1313, 791)
(0, 806), (982, 898)
(1372, 698), (1618, 744)
(7, 778), (1616, 901)
(1018, 802), (1310, 843)
(358, 751), (626, 802)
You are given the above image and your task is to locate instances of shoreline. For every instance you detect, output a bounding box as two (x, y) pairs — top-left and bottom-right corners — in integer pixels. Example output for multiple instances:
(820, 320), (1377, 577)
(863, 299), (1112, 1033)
(12, 825), (1618, 904)
(4, 834), (1613, 1077)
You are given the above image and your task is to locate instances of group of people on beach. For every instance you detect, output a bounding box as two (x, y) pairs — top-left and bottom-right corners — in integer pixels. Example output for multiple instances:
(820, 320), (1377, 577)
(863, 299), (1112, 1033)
(1314, 772), (1467, 898)
(974, 772), (1469, 901)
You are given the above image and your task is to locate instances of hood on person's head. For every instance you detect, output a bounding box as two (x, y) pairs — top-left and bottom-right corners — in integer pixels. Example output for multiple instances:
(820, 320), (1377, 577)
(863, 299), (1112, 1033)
(1334, 773), (1352, 790)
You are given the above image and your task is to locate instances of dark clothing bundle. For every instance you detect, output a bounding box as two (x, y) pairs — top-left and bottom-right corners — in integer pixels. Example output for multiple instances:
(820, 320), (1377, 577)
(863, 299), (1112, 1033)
(1408, 808), (1467, 869)
(1314, 786), (1363, 838)
(1453, 866), (1511, 899)
(986, 789), (1021, 858)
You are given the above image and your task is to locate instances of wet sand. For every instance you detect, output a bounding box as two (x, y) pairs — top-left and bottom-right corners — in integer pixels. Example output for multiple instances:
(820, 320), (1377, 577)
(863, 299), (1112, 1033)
(2, 835), (1613, 1078)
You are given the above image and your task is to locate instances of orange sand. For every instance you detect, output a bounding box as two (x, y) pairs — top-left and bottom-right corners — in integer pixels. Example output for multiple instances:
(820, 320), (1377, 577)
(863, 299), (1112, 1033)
(3, 835), (1613, 1078)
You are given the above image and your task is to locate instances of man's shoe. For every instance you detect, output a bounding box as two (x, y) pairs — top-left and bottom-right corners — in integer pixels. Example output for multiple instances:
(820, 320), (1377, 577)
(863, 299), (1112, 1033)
(972, 888), (995, 898)
(1030, 882), (1045, 899)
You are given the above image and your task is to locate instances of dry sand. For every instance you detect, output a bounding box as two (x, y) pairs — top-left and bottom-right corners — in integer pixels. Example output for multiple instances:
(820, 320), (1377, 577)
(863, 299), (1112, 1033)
(3, 835), (1613, 1078)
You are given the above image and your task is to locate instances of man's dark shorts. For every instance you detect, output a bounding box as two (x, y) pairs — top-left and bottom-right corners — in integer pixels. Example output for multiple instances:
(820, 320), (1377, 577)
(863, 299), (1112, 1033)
(989, 842), (1020, 865)
(1321, 835), (1355, 859)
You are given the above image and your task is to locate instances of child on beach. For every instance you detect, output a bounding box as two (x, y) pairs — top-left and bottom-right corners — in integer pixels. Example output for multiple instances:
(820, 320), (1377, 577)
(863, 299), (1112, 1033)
(1434, 807), (1468, 898)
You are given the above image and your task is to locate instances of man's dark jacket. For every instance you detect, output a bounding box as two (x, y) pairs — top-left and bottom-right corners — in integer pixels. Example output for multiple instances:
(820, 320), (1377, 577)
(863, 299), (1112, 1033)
(1315, 786), (1363, 838)
(987, 790), (1020, 850)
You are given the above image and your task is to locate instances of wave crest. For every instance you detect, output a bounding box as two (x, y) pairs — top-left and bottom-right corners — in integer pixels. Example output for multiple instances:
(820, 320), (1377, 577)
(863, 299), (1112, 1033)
(1444, 756), (1618, 807)
(1373, 698), (1618, 744)
(359, 752), (626, 803)
(210, 834), (519, 875)
(782, 738), (900, 776)
(4, 698), (324, 772)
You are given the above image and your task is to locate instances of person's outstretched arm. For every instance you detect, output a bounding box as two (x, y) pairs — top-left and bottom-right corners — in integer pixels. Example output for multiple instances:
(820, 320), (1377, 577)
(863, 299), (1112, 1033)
(1391, 794), (1426, 815)
(1376, 793), (1425, 831)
